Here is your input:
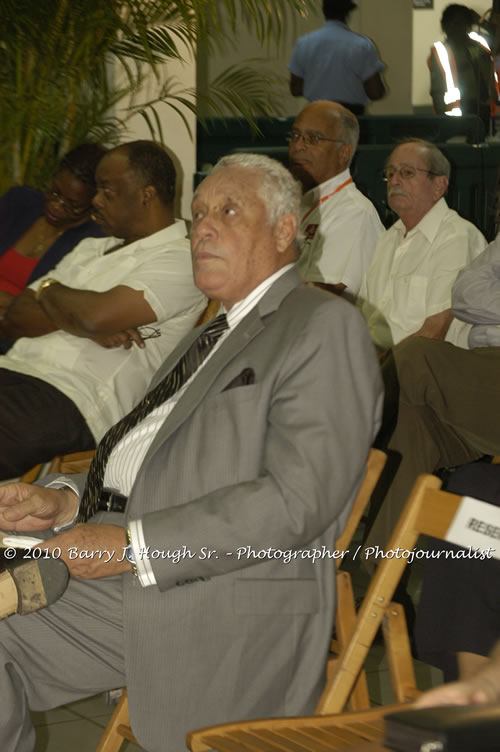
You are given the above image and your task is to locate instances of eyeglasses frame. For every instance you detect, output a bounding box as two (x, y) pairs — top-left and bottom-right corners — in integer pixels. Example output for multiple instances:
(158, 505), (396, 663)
(286, 129), (346, 148)
(44, 186), (92, 218)
(382, 166), (440, 183)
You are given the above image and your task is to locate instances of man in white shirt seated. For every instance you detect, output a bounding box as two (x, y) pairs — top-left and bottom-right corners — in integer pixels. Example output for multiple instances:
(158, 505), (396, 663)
(0, 140), (206, 480)
(368, 235), (500, 547)
(0, 153), (382, 752)
(357, 138), (487, 352)
(288, 100), (384, 298)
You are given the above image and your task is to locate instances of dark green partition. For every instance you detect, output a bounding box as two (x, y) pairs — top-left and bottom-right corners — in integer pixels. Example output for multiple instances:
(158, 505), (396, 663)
(197, 117), (293, 171)
(357, 115), (485, 145)
(194, 117), (498, 240)
(352, 143), (499, 239)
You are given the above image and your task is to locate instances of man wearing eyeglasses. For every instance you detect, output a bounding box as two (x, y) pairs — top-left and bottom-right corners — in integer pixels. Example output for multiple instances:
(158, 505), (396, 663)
(357, 138), (486, 353)
(288, 100), (383, 298)
(0, 154), (382, 752)
(0, 141), (206, 481)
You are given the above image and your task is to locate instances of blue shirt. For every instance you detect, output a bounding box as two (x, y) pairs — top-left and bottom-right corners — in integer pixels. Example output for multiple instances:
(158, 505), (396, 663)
(288, 20), (384, 104)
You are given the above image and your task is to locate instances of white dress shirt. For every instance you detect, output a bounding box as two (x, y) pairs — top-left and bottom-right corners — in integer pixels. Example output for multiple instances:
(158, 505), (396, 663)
(357, 198), (487, 350)
(297, 169), (383, 297)
(0, 222), (206, 439)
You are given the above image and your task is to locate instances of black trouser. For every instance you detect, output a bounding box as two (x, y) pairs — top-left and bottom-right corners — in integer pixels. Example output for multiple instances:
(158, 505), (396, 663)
(0, 369), (95, 480)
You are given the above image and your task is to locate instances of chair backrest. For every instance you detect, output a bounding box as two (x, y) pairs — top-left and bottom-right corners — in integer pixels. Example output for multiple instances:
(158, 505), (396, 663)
(19, 450), (95, 484)
(335, 448), (386, 567)
(48, 450), (95, 475)
(195, 299), (221, 327)
(317, 473), (464, 714)
(331, 449), (388, 712)
(186, 474), (474, 752)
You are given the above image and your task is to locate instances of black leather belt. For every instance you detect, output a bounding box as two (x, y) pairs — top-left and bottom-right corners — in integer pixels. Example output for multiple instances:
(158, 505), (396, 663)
(97, 490), (128, 513)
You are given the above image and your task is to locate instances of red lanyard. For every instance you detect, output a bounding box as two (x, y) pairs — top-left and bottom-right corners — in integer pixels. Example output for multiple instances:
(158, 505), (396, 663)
(301, 177), (353, 224)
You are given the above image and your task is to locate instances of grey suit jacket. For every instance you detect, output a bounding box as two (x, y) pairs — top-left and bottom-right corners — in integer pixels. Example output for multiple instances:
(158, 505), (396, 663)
(80, 267), (383, 750)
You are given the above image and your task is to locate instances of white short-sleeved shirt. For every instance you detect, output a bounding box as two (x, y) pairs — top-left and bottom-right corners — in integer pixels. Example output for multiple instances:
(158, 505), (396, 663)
(0, 221), (206, 439)
(297, 169), (384, 296)
(357, 198), (487, 350)
(288, 21), (385, 104)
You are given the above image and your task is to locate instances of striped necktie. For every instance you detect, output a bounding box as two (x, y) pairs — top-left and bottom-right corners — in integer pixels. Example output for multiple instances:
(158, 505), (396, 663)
(77, 313), (228, 522)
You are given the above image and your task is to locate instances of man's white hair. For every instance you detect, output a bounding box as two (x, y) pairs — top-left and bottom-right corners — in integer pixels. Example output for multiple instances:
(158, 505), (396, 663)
(211, 153), (302, 228)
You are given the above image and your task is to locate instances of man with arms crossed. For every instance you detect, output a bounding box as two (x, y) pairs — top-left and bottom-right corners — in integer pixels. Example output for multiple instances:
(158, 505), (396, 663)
(0, 140), (205, 479)
(0, 154), (382, 752)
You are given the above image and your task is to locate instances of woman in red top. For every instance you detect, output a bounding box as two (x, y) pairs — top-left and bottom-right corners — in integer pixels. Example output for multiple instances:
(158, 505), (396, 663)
(0, 144), (107, 322)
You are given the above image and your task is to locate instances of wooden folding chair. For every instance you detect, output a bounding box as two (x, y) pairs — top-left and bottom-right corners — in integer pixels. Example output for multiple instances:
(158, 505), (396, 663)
(19, 449), (95, 484)
(189, 703), (405, 752)
(47, 449), (95, 475)
(19, 463), (46, 484)
(195, 299), (220, 326)
(187, 472), (474, 752)
(96, 449), (387, 752)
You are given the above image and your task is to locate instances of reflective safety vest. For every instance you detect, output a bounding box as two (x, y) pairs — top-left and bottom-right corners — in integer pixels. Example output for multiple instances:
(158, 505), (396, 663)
(469, 31), (500, 105)
(429, 33), (499, 118)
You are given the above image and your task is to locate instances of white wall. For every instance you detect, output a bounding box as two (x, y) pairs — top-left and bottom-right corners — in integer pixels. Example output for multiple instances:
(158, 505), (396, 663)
(357, 0), (413, 114)
(113, 42), (197, 220)
(197, 0), (413, 117)
(412, 1), (491, 107)
(196, 2), (322, 119)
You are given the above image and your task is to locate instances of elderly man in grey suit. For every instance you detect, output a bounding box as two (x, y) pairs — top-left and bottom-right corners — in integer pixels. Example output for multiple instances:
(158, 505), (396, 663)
(0, 154), (382, 752)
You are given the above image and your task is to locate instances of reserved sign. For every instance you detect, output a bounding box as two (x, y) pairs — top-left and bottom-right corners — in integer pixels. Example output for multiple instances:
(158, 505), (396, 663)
(445, 496), (500, 559)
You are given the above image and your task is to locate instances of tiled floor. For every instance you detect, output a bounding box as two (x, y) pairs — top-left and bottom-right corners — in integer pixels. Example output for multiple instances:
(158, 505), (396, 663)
(33, 694), (141, 751)
(33, 650), (443, 751)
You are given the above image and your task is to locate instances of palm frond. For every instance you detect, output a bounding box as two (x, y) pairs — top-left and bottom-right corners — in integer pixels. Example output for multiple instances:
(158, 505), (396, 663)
(0, 0), (316, 192)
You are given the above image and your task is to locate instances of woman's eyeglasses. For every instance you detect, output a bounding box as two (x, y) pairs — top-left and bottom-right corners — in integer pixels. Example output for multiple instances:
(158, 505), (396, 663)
(44, 187), (91, 217)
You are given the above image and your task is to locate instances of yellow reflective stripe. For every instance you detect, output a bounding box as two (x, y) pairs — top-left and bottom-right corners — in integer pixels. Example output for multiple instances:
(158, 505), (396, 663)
(433, 42), (461, 106)
(468, 31), (491, 52)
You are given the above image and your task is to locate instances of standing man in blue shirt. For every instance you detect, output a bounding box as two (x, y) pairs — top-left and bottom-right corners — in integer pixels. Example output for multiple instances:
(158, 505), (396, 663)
(288, 0), (386, 115)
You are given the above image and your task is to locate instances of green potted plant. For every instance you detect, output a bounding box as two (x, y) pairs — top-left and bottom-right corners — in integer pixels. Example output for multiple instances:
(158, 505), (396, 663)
(0, 0), (312, 192)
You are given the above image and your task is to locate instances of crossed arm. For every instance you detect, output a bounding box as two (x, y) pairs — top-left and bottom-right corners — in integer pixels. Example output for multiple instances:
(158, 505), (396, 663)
(0, 282), (157, 348)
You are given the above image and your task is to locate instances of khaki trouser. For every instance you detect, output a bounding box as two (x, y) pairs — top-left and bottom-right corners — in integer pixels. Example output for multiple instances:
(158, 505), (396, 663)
(366, 337), (500, 552)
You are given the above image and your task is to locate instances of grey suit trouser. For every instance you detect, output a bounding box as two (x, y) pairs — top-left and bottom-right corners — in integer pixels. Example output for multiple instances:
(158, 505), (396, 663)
(0, 562), (125, 751)
(366, 337), (500, 551)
